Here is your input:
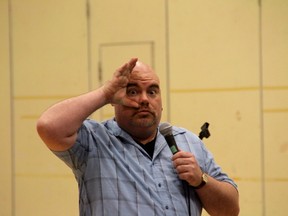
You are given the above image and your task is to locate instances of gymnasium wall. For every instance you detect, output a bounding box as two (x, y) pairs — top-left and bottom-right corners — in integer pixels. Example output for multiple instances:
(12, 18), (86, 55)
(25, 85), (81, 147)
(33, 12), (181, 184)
(1, 0), (287, 215)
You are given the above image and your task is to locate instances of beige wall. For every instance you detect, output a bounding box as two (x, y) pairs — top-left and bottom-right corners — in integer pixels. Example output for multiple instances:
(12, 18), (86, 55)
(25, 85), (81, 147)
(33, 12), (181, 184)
(1, 0), (287, 215)
(0, 0), (12, 215)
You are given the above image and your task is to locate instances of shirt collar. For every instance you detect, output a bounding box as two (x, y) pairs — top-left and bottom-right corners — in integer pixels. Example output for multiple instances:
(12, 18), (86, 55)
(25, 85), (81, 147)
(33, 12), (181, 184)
(104, 119), (186, 138)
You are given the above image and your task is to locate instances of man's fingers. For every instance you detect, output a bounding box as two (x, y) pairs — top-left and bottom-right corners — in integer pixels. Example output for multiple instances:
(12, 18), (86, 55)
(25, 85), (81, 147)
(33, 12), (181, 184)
(127, 58), (138, 70)
(173, 157), (194, 168)
(121, 97), (139, 108)
(108, 58), (139, 105)
(118, 58), (138, 76)
(172, 151), (194, 161)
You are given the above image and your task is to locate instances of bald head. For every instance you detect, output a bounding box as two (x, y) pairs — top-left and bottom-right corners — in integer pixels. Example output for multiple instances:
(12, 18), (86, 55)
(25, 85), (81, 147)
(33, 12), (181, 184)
(130, 61), (160, 84)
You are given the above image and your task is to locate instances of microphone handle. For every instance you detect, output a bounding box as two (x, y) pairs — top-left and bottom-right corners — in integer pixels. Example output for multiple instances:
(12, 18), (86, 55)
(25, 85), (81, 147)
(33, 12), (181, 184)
(164, 134), (179, 154)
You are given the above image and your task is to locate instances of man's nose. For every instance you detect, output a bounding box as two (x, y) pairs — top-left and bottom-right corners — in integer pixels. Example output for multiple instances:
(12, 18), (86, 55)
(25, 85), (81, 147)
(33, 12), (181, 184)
(139, 92), (149, 106)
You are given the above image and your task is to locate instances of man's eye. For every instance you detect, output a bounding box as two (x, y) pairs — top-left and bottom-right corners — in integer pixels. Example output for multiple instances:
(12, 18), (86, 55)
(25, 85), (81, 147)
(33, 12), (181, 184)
(127, 89), (138, 96)
(149, 90), (156, 95)
(148, 89), (159, 96)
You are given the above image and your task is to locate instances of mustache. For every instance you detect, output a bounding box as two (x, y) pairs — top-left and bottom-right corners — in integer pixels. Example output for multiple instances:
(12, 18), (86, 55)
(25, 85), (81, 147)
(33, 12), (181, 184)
(136, 108), (152, 112)
(134, 106), (155, 115)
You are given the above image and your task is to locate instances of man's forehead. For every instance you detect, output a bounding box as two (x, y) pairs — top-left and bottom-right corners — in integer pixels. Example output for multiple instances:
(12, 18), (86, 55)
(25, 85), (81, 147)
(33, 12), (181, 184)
(126, 82), (160, 89)
(131, 61), (159, 82)
(130, 70), (159, 81)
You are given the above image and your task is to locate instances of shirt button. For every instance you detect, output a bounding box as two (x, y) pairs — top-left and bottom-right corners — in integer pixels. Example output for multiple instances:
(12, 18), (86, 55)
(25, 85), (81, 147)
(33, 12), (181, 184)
(165, 206), (169, 209)
(158, 183), (161, 187)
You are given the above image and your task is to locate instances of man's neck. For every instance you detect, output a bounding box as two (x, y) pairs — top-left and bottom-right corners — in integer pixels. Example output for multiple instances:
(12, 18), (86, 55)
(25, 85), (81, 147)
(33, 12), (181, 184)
(132, 131), (157, 145)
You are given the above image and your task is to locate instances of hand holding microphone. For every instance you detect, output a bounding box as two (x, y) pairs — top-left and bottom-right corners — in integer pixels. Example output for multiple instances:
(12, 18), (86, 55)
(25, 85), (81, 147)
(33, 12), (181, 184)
(160, 122), (204, 187)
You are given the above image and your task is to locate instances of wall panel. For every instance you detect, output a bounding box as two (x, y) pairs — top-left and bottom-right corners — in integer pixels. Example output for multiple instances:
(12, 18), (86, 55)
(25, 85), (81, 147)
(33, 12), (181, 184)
(168, 0), (259, 89)
(12, 0), (88, 96)
(11, 0), (88, 215)
(168, 0), (261, 215)
(0, 0), (12, 215)
(262, 1), (288, 215)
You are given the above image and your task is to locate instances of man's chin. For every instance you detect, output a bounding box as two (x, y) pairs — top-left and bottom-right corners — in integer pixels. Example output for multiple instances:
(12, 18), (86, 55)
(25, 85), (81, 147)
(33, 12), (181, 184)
(132, 118), (155, 128)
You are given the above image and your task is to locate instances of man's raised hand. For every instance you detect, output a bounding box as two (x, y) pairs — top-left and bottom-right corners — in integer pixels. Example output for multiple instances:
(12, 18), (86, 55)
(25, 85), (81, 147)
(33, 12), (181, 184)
(102, 58), (139, 108)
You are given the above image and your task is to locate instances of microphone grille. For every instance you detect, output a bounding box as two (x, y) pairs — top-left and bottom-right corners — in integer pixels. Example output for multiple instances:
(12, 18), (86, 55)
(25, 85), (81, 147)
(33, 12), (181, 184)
(159, 122), (172, 136)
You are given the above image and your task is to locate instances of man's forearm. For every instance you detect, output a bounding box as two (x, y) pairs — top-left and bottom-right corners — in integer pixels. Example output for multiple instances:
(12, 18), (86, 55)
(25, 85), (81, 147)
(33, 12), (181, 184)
(196, 176), (240, 216)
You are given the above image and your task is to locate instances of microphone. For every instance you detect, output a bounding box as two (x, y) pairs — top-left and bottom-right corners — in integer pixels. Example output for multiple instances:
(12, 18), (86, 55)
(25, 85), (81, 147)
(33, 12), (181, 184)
(159, 122), (179, 154)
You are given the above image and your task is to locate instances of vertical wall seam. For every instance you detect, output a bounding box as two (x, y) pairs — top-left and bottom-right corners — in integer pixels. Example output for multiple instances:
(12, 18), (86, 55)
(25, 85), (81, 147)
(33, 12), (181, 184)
(165, 0), (171, 122)
(8, 0), (15, 215)
(86, 0), (92, 92)
(258, 0), (266, 215)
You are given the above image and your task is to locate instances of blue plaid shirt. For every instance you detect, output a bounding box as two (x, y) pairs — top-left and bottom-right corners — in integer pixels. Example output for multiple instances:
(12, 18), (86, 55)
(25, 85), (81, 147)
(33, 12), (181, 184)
(53, 119), (237, 216)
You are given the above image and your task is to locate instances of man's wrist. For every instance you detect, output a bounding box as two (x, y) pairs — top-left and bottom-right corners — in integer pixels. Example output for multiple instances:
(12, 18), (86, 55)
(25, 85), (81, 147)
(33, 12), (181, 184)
(192, 173), (208, 189)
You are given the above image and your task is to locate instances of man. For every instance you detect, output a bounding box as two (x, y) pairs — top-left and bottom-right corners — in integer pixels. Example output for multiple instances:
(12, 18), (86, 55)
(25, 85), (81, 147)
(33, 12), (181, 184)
(37, 58), (239, 216)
